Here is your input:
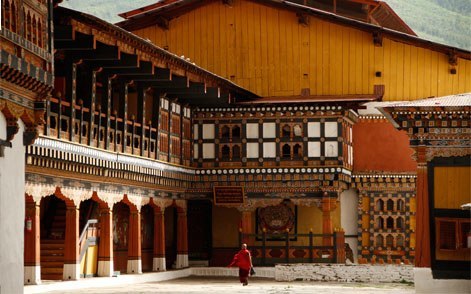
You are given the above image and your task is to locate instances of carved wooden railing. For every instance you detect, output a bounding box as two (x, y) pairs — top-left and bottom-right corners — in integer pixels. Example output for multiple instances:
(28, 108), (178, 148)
(239, 231), (345, 266)
(79, 219), (99, 261)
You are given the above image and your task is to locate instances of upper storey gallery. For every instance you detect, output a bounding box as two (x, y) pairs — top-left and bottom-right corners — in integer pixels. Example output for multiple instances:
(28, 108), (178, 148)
(118, 0), (471, 101)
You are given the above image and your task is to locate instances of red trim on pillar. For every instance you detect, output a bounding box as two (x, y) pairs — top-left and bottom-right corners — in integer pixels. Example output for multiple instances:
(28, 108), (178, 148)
(24, 196), (40, 266)
(98, 207), (113, 262)
(153, 207), (165, 258)
(177, 210), (188, 255)
(128, 210), (142, 261)
(63, 205), (79, 264)
(415, 150), (431, 267)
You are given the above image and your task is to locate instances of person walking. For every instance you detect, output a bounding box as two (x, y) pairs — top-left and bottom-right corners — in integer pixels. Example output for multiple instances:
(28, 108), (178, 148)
(228, 243), (253, 286)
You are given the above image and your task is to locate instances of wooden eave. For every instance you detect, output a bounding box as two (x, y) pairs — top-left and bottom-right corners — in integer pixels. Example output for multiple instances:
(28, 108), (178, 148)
(116, 0), (470, 60)
(237, 94), (379, 105)
(369, 2), (416, 36)
(55, 7), (258, 106)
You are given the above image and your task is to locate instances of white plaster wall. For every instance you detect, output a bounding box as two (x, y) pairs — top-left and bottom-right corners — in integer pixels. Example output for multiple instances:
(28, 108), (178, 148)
(340, 188), (359, 263)
(0, 113), (25, 294)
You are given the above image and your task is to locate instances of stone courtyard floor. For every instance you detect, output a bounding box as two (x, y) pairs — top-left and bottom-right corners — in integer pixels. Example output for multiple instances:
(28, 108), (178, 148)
(33, 277), (414, 294)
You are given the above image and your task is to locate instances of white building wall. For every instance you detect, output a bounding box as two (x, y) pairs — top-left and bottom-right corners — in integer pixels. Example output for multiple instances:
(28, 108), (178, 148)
(0, 113), (26, 294)
(340, 188), (358, 263)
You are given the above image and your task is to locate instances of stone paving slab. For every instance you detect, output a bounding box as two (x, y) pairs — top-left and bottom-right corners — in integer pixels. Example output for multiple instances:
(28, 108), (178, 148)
(43, 276), (414, 294)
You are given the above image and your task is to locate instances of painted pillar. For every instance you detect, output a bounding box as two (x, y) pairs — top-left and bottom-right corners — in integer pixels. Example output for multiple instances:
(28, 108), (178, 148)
(241, 210), (254, 246)
(320, 194), (337, 246)
(415, 146), (431, 267)
(176, 209), (188, 268)
(24, 198), (40, 285)
(97, 207), (113, 276)
(153, 207), (166, 271)
(127, 210), (142, 274)
(63, 205), (80, 280)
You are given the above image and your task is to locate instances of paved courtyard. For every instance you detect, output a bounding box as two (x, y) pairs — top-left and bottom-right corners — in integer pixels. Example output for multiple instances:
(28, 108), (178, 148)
(42, 277), (414, 294)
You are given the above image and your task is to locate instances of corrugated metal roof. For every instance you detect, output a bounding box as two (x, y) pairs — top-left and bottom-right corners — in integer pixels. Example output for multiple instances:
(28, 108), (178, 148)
(385, 93), (471, 108)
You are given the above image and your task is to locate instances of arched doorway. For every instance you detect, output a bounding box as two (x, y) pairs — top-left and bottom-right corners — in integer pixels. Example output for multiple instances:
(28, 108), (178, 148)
(112, 201), (130, 274)
(39, 195), (67, 280)
(140, 204), (154, 272)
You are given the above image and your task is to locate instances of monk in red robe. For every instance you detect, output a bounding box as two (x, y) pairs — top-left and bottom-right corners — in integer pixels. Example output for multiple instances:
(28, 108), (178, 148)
(228, 243), (253, 286)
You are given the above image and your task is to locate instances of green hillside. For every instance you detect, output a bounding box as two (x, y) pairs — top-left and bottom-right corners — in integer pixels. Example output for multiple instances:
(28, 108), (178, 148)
(384, 0), (470, 50)
(61, 0), (471, 50)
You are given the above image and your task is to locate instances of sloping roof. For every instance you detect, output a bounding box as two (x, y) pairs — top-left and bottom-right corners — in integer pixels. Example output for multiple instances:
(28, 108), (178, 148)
(384, 93), (471, 108)
(115, 0), (470, 59)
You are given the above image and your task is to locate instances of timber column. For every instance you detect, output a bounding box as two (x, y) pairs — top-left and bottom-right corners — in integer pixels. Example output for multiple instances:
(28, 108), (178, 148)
(97, 207), (113, 276)
(24, 196), (40, 285)
(415, 146), (431, 267)
(153, 207), (166, 271)
(319, 192), (337, 246)
(176, 200), (188, 268)
(240, 209), (254, 246)
(63, 204), (80, 280)
(127, 209), (142, 274)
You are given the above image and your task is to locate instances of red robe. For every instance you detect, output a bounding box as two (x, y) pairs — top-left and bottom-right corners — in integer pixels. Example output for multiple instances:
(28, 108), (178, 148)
(228, 249), (252, 270)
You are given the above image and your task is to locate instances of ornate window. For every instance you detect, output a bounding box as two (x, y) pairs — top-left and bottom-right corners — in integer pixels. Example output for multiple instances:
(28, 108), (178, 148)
(221, 145), (230, 159)
(282, 144), (291, 158)
(375, 199), (384, 211)
(397, 199), (405, 212)
(386, 234), (394, 247)
(293, 124), (302, 137)
(282, 124), (291, 138)
(221, 125), (230, 139)
(386, 199), (394, 211)
(11, 1), (17, 33)
(386, 216), (394, 229)
(375, 217), (384, 229)
(32, 16), (37, 45)
(3, 0), (11, 30)
(232, 145), (241, 159)
(376, 234), (383, 247)
(396, 217), (404, 230)
(396, 234), (404, 247)
(293, 144), (302, 158)
(232, 125), (241, 138)
(38, 21), (42, 47)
